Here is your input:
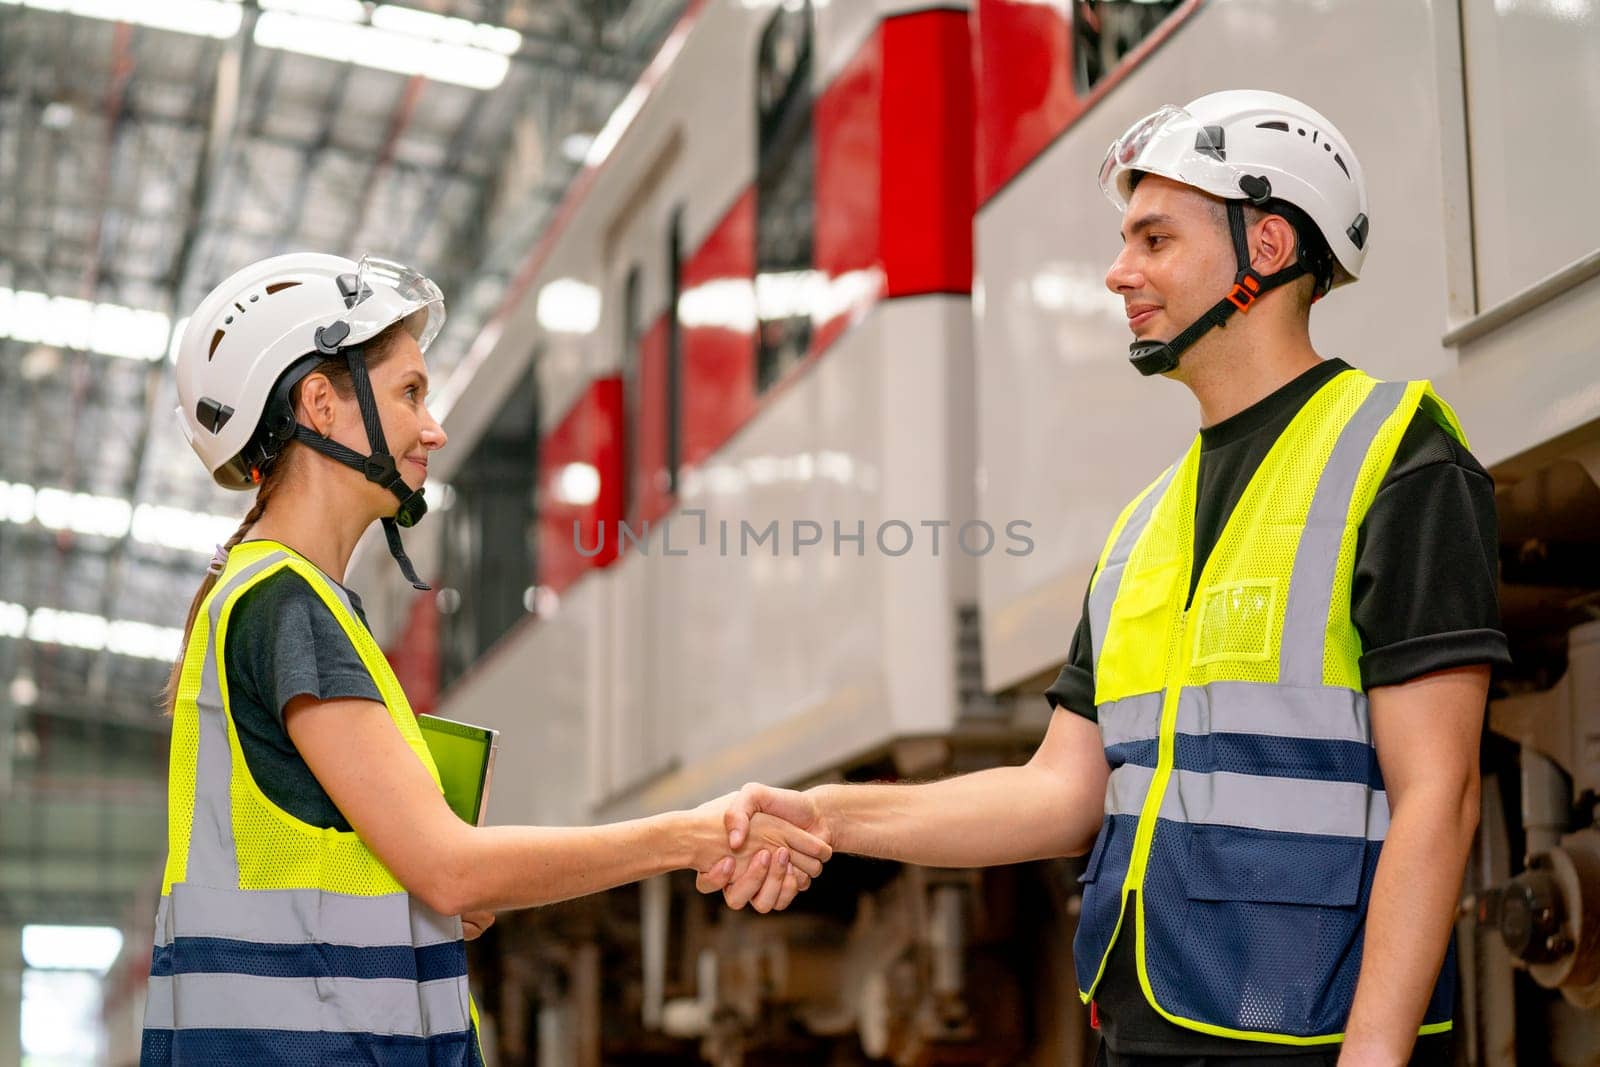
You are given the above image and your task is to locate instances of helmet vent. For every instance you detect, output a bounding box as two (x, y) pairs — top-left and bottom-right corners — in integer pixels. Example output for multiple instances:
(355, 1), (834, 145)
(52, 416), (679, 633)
(1256, 121), (1289, 132)
(264, 281), (301, 295)
(1333, 153), (1350, 179)
(208, 329), (225, 361)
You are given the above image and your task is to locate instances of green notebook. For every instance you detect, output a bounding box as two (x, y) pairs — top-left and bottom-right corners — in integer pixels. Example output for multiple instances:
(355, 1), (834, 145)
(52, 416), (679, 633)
(417, 714), (499, 826)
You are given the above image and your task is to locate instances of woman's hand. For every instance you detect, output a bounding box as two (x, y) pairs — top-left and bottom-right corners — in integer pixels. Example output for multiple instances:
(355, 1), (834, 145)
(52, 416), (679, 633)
(686, 793), (830, 911)
(695, 783), (834, 911)
(462, 910), (496, 941)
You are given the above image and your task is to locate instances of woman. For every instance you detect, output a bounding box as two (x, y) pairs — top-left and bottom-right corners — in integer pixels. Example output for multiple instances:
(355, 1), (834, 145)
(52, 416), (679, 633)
(143, 253), (826, 1064)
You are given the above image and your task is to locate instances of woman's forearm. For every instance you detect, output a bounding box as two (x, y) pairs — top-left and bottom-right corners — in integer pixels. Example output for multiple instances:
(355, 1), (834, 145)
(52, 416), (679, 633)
(443, 812), (695, 913)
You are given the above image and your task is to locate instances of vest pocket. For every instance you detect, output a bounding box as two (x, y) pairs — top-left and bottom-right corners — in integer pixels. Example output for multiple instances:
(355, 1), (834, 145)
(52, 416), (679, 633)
(1183, 825), (1363, 907)
(1193, 579), (1278, 666)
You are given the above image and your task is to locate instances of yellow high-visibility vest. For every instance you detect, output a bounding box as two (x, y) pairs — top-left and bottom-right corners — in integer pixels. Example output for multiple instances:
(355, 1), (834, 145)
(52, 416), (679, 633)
(1074, 369), (1466, 1043)
(142, 539), (483, 1064)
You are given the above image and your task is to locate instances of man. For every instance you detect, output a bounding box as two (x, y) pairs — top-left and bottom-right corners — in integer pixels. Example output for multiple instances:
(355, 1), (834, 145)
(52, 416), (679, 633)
(701, 91), (1509, 1066)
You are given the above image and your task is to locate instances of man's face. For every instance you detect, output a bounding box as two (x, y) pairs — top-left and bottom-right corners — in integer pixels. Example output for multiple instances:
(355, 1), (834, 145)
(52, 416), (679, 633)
(1104, 174), (1236, 348)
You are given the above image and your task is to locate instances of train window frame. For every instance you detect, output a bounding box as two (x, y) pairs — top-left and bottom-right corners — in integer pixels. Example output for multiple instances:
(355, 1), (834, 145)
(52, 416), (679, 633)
(620, 265), (644, 521)
(436, 358), (540, 692)
(666, 207), (684, 495)
(753, 0), (816, 395)
(1071, 0), (1189, 98)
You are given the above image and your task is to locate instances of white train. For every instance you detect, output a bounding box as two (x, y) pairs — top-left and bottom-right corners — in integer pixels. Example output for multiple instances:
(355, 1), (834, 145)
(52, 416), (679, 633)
(344, 0), (1600, 1062)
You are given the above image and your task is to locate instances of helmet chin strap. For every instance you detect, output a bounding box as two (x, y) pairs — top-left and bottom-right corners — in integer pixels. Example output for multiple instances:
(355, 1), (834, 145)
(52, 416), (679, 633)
(1128, 200), (1310, 377)
(284, 320), (431, 591)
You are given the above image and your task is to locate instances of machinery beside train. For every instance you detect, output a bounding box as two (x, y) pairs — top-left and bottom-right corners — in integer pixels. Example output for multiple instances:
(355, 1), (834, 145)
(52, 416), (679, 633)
(343, 1), (1600, 1063)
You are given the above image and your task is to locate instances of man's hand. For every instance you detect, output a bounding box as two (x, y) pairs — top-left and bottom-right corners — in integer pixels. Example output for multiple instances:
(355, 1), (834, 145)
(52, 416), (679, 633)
(688, 790), (831, 912)
(695, 783), (832, 912)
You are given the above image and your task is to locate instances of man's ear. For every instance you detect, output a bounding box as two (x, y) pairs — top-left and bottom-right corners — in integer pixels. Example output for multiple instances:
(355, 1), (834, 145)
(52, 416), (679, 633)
(296, 372), (337, 436)
(1252, 214), (1301, 275)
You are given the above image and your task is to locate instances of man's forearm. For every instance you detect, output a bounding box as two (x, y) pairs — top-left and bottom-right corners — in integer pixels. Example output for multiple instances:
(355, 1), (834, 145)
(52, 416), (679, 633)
(812, 763), (1101, 868)
(1340, 787), (1478, 1064)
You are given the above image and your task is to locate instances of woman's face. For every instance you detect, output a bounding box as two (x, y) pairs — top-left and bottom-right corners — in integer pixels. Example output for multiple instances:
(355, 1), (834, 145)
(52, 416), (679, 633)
(306, 329), (447, 505)
(367, 330), (447, 492)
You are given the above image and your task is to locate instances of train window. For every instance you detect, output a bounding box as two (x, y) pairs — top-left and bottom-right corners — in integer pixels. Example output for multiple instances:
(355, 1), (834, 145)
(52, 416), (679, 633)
(621, 266), (643, 519)
(666, 208), (684, 494)
(754, 0), (815, 393)
(438, 360), (540, 691)
(1072, 0), (1185, 95)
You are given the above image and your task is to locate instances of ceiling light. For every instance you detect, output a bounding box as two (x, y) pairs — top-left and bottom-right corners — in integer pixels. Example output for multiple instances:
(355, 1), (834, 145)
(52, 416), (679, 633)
(561, 133), (596, 164)
(107, 620), (183, 661)
(9, 671), (38, 707)
(40, 101), (74, 129)
(0, 602), (27, 640)
(536, 279), (601, 334)
(553, 462), (601, 506)
(0, 600), (184, 663)
(131, 503), (241, 553)
(1, 478), (239, 549)
(0, 482), (37, 525)
(31, 488), (132, 539)
(0, 0), (243, 39)
(370, 4), (521, 55)
(0, 286), (170, 362)
(21, 926), (124, 974)
(253, 5), (515, 90)
(28, 609), (109, 652)
(678, 278), (757, 332)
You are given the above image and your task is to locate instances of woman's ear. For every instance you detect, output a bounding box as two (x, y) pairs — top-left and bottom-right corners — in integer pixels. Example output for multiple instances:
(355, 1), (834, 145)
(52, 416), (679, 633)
(296, 372), (337, 436)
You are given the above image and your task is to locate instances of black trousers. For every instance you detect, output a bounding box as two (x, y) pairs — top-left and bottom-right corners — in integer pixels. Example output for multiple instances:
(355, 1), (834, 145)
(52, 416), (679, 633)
(1094, 1036), (1454, 1067)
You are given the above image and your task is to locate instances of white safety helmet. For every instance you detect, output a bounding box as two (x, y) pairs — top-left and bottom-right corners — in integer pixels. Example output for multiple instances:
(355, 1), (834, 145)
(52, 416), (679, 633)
(1100, 89), (1369, 287)
(175, 252), (444, 489)
(1098, 90), (1369, 376)
(173, 252), (445, 589)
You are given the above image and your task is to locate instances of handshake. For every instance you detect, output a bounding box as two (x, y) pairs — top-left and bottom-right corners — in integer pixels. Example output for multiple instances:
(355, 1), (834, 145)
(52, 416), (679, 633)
(684, 782), (835, 914)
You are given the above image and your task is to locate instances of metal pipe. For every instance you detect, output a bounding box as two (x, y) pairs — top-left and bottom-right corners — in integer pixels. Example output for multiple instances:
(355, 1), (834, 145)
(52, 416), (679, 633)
(928, 884), (965, 1001)
(640, 874), (668, 1030)
(1442, 249), (1600, 348)
(1523, 748), (1572, 859)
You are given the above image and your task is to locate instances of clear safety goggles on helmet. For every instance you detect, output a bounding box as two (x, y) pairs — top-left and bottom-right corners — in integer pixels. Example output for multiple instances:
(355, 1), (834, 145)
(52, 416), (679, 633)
(1098, 105), (1245, 212)
(344, 255), (447, 353)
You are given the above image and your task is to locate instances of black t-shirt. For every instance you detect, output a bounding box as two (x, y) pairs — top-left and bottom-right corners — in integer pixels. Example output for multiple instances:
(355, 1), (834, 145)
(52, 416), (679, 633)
(223, 562), (383, 833)
(1046, 359), (1510, 1058)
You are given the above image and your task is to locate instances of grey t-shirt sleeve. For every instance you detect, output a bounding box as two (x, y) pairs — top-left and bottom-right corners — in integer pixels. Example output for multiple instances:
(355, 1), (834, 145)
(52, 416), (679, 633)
(226, 571), (382, 723)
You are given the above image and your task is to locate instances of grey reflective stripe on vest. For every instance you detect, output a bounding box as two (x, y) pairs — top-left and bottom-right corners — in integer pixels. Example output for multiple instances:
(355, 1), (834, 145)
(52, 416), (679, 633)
(1107, 763), (1390, 840)
(143, 972), (470, 1037)
(1180, 683), (1372, 744)
(1278, 380), (1408, 686)
(153, 882), (462, 949)
(1098, 692), (1165, 749)
(187, 553), (286, 887)
(1100, 684), (1371, 748)
(1088, 463), (1180, 668)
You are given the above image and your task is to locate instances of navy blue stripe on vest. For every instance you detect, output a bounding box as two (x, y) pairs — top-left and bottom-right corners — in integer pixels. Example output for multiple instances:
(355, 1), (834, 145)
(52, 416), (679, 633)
(1104, 733), (1383, 787)
(141, 1027), (482, 1067)
(151, 937), (467, 983)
